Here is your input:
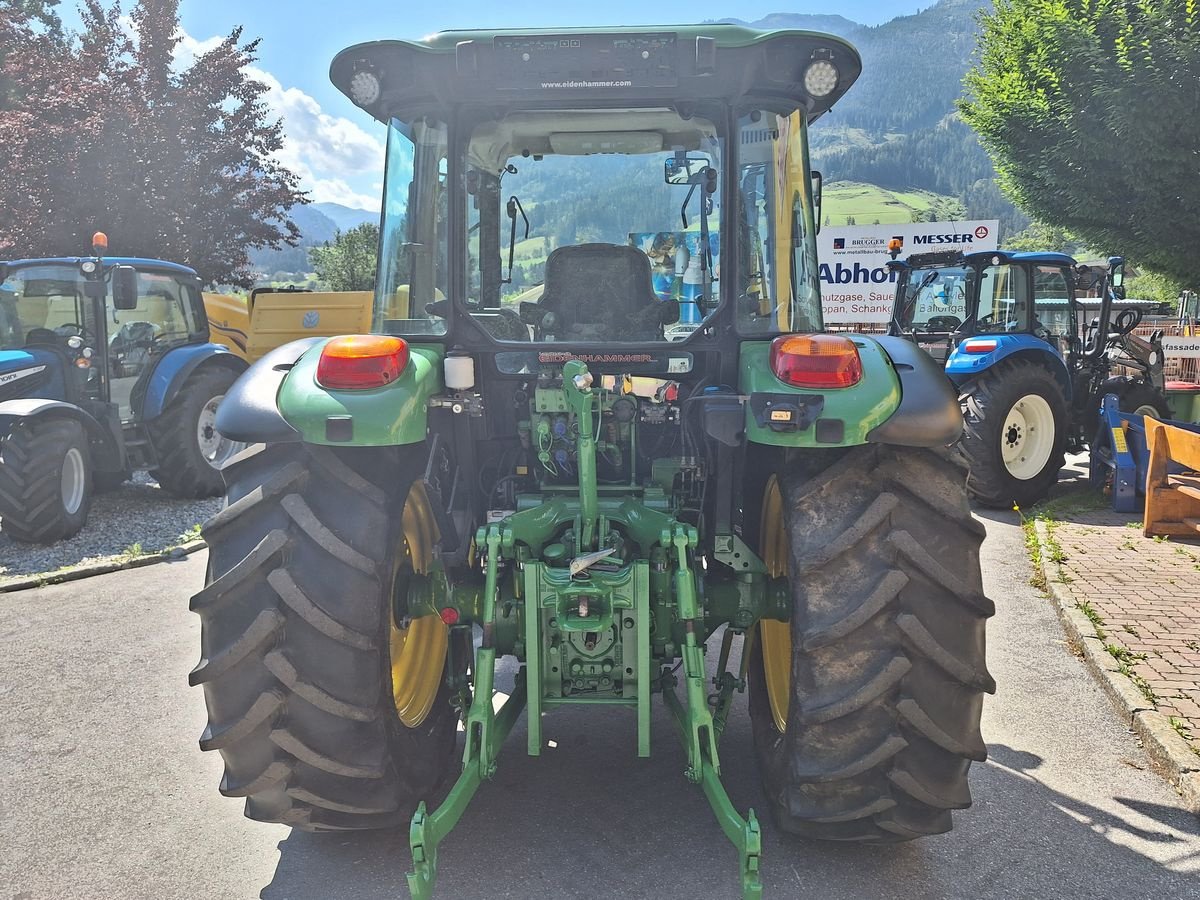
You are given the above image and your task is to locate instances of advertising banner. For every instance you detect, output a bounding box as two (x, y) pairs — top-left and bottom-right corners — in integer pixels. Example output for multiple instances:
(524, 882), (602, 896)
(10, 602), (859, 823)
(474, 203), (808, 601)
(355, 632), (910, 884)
(1162, 335), (1200, 359)
(818, 220), (1000, 324)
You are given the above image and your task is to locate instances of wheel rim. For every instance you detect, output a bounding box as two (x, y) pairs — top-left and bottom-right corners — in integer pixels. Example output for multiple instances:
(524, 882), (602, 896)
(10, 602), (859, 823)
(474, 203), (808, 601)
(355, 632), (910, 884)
(1000, 393), (1056, 480)
(389, 482), (448, 728)
(196, 394), (242, 468)
(1132, 403), (1161, 419)
(758, 474), (792, 734)
(61, 447), (86, 516)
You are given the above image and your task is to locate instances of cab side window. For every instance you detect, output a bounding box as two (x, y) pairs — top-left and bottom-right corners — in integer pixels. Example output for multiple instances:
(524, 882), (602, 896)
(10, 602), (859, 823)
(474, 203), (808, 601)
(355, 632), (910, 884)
(976, 264), (1030, 334)
(1032, 265), (1073, 347)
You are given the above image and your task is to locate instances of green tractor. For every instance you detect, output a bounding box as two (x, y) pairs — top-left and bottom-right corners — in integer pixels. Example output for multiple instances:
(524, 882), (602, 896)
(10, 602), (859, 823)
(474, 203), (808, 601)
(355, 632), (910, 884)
(190, 25), (993, 898)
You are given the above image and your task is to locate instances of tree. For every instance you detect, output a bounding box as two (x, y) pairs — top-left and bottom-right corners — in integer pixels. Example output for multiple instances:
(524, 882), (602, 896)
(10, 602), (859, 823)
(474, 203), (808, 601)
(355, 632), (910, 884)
(310, 224), (379, 292)
(1003, 221), (1086, 256)
(960, 0), (1200, 285)
(0, 0), (305, 285)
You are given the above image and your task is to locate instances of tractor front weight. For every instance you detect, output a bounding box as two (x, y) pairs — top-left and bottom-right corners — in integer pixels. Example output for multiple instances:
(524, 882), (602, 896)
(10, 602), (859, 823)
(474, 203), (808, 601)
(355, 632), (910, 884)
(405, 362), (775, 899)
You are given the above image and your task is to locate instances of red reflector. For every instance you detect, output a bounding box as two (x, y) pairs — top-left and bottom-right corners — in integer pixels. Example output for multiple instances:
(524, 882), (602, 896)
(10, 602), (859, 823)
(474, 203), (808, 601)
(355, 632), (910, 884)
(769, 334), (863, 389)
(963, 340), (998, 354)
(439, 607), (460, 626)
(316, 335), (409, 390)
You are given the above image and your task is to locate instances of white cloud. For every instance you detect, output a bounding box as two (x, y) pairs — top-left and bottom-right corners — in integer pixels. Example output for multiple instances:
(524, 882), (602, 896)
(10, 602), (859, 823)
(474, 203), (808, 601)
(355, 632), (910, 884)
(174, 28), (384, 211)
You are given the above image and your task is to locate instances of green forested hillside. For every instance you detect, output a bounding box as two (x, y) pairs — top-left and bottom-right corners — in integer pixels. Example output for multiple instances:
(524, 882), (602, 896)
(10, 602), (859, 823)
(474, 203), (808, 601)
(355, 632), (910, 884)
(726, 0), (1026, 235)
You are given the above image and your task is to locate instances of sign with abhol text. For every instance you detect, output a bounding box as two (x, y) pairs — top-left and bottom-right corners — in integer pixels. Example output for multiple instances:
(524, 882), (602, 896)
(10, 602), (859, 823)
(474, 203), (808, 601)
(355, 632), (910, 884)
(818, 220), (1000, 324)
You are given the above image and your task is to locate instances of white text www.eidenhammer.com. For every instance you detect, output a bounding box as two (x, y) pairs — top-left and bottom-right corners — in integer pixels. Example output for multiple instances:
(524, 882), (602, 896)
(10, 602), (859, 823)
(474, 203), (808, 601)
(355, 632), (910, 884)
(540, 79), (633, 88)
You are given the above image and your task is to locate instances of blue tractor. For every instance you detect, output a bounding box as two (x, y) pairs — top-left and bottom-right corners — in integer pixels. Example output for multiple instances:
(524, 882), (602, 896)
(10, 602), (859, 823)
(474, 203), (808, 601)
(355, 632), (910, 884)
(888, 249), (1169, 508)
(0, 236), (248, 543)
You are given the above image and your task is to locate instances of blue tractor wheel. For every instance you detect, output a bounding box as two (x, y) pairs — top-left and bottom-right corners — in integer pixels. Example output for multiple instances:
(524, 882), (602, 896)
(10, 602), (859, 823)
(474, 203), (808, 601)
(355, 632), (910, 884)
(0, 417), (93, 544)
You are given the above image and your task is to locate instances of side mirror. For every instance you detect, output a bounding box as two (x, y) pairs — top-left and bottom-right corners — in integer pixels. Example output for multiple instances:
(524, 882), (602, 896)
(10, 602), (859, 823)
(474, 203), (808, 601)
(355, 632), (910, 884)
(811, 170), (823, 234)
(112, 265), (139, 310)
(1108, 256), (1126, 300)
(665, 154), (713, 185)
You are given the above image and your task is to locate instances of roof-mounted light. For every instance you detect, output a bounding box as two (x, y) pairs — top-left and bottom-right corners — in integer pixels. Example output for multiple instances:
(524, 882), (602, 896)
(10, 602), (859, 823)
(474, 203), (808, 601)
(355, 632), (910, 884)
(349, 67), (381, 107)
(803, 58), (839, 98)
(92, 231), (108, 254)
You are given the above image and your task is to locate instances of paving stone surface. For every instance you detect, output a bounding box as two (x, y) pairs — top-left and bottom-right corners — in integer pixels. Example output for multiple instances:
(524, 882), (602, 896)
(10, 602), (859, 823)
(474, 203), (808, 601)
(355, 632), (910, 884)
(1050, 504), (1200, 736)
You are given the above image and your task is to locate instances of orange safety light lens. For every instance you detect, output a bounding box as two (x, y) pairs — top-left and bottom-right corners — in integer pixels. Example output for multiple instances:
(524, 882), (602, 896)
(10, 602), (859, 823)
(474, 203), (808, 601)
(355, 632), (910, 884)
(769, 333), (864, 389)
(316, 335), (410, 390)
(92, 231), (108, 252)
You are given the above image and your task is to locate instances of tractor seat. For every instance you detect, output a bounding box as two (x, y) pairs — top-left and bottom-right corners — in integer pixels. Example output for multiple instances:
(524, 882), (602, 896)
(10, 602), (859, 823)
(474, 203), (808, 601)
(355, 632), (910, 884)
(537, 243), (678, 341)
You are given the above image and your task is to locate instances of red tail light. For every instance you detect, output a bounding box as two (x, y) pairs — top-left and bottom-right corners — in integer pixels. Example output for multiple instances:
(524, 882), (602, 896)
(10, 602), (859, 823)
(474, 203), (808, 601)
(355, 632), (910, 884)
(769, 334), (863, 388)
(962, 339), (998, 354)
(316, 335), (409, 390)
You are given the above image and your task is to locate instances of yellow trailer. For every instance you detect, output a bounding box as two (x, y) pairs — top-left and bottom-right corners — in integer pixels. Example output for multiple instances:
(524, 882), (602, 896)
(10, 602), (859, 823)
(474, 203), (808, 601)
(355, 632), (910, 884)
(202, 287), (374, 363)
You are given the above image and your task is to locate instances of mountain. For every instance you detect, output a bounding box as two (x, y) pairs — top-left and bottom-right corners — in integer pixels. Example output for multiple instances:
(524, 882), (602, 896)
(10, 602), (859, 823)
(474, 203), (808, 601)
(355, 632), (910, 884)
(725, 0), (1027, 235)
(312, 202), (378, 232)
(249, 202), (377, 278)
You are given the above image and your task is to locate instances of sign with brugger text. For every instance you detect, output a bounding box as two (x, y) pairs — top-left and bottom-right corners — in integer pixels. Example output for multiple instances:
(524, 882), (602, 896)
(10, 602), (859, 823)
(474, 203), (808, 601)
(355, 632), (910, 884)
(818, 220), (1000, 324)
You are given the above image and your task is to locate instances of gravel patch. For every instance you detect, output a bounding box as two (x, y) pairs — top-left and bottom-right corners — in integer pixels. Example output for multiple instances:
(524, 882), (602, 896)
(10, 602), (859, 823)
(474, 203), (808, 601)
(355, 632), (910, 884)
(0, 471), (221, 585)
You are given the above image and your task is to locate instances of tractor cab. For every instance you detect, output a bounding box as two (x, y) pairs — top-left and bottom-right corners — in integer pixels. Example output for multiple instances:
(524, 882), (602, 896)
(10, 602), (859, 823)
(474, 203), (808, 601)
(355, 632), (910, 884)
(331, 27), (851, 355)
(0, 248), (209, 421)
(888, 249), (1083, 367)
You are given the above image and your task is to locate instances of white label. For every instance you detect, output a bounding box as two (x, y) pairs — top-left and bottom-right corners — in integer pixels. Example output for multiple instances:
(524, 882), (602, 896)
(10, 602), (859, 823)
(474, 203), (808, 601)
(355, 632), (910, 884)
(0, 365), (46, 387)
(1162, 336), (1200, 359)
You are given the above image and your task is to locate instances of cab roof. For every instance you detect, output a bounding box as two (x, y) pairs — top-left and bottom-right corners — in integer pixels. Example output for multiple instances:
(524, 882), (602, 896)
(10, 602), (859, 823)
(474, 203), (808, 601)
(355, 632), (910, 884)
(897, 249), (1079, 269)
(331, 25), (862, 124)
(2, 257), (199, 277)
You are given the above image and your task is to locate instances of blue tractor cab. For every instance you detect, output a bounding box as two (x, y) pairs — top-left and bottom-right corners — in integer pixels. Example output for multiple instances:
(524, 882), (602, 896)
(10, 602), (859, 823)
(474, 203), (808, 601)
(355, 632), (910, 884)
(0, 236), (248, 543)
(888, 248), (1168, 507)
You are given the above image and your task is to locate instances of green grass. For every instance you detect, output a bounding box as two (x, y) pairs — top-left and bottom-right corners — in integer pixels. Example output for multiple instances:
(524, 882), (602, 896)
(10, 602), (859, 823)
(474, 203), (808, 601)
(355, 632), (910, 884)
(822, 181), (960, 225)
(1105, 644), (1157, 704)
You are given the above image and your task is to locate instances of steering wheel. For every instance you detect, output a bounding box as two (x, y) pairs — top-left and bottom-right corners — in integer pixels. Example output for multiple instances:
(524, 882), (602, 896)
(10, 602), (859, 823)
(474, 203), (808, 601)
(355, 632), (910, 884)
(977, 313), (994, 328)
(1113, 308), (1142, 337)
(927, 315), (962, 331)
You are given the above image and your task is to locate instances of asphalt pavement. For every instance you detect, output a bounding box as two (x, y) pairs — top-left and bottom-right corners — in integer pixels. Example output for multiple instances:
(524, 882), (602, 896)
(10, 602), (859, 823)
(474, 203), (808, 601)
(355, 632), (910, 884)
(2, 509), (1199, 899)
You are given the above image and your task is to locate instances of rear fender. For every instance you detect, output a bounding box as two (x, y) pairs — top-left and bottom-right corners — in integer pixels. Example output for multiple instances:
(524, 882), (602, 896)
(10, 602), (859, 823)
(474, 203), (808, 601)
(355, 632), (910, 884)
(141, 343), (248, 421)
(866, 336), (962, 447)
(213, 338), (324, 444)
(738, 337), (902, 447)
(275, 339), (444, 446)
(0, 398), (122, 468)
(946, 335), (1071, 399)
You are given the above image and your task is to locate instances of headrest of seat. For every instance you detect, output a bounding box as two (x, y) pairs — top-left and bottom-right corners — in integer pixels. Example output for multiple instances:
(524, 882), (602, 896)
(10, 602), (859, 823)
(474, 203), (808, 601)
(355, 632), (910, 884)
(542, 243), (656, 310)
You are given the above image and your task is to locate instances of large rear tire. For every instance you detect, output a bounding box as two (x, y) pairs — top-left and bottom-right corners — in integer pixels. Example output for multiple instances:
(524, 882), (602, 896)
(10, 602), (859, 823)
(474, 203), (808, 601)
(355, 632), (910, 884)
(748, 445), (994, 842)
(1106, 377), (1171, 420)
(0, 418), (92, 544)
(960, 360), (1068, 509)
(151, 366), (244, 498)
(191, 441), (457, 830)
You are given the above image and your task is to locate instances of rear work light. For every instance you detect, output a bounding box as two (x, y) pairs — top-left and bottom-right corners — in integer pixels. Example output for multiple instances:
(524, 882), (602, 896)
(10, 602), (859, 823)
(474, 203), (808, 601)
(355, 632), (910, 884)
(316, 335), (410, 390)
(769, 334), (863, 389)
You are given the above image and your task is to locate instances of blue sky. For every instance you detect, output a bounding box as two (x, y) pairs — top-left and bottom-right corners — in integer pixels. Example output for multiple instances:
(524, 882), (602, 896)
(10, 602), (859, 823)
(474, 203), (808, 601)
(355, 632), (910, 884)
(155, 2), (923, 211)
